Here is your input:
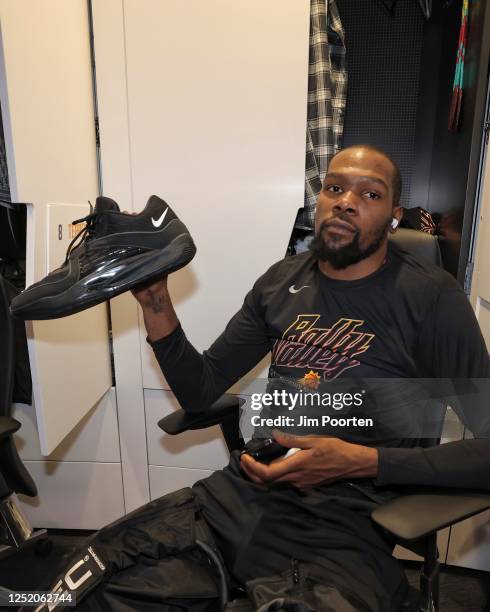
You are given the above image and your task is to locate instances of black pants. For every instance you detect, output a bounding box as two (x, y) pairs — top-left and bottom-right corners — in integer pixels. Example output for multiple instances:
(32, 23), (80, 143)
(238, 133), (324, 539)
(193, 452), (409, 612)
(33, 460), (409, 612)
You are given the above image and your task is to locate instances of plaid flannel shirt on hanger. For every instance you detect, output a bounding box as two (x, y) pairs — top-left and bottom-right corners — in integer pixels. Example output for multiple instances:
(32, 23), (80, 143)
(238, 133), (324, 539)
(302, 0), (347, 230)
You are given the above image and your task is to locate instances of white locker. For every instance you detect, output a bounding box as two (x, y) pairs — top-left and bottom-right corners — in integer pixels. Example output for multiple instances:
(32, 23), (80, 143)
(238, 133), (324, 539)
(0, 0), (123, 527)
(0, 1), (113, 455)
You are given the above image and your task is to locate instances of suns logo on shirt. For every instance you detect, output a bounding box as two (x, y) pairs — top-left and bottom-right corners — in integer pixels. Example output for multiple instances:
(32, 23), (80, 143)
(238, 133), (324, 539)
(299, 370), (322, 389)
(272, 314), (374, 380)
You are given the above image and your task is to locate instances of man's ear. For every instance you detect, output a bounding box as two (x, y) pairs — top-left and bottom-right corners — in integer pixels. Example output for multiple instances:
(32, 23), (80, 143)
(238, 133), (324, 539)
(390, 206), (403, 233)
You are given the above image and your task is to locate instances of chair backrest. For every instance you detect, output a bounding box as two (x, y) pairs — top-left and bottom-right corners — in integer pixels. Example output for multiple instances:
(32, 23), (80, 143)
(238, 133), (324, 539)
(0, 274), (37, 497)
(389, 228), (447, 449)
(388, 227), (442, 267)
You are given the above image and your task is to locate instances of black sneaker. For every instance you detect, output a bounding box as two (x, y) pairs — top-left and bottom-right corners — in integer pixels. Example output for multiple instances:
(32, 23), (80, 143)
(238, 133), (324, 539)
(10, 195), (196, 320)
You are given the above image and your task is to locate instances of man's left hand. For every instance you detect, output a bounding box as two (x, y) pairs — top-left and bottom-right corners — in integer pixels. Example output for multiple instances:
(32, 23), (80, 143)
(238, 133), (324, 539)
(240, 430), (378, 490)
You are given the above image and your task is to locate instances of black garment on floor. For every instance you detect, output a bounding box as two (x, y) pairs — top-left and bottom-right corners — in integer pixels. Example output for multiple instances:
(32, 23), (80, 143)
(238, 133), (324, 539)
(32, 473), (409, 612)
(29, 488), (222, 612)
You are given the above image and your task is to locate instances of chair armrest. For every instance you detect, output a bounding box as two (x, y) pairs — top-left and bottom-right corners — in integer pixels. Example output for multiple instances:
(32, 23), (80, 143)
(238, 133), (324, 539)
(371, 491), (490, 541)
(0, 416), (21, 439)
(158, 394), (244, 434)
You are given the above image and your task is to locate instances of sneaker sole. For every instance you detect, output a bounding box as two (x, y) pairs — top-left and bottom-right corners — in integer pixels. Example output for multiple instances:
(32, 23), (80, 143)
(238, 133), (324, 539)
(12, 233), (196, 320)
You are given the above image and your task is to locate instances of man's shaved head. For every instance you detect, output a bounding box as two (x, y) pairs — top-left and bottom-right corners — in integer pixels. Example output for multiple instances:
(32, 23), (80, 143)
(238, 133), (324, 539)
(311, 144), (404, 274)
(329, 144), (402, 205)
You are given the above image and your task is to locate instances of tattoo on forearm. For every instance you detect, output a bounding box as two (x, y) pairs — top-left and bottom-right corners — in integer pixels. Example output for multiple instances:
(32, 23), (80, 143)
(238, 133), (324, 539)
(147, 288), (166, 314)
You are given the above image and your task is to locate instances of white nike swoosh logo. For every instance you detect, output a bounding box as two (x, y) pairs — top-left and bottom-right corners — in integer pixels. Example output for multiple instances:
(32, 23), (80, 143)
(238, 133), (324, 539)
(151, 208), (169, 228)
(289, 284), (310, 294)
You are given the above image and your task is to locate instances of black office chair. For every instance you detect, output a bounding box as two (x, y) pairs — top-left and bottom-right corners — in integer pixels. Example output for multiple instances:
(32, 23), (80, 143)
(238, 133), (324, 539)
(157, 229), (490, 611)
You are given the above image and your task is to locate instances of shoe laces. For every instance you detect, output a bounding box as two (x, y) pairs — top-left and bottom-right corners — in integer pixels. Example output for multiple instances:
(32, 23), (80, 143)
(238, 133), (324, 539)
(64, 203), (99, 264)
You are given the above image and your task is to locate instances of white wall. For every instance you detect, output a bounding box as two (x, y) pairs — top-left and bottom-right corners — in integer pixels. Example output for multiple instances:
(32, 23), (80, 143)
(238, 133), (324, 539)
(0, 0), (99, 219)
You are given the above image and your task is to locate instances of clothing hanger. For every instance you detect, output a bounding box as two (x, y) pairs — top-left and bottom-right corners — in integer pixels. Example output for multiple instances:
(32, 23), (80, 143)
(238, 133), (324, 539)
(381, 0), (452, 21)
(379, 0), (398, 17)
(0, 198), (15, 210)
(418, 0), (433, 19)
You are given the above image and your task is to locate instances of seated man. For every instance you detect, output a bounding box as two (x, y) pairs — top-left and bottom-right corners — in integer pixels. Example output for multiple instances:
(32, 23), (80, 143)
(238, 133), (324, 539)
(40, 145), (490, 612)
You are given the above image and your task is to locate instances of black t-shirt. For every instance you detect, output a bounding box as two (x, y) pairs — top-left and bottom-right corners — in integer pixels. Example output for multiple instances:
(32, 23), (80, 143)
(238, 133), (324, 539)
(152, 243), (490, 491)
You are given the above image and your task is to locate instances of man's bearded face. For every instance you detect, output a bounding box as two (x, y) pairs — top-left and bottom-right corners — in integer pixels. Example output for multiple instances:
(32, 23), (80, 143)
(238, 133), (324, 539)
(310, 214), (391, 269)
(310, 147), (400, 269)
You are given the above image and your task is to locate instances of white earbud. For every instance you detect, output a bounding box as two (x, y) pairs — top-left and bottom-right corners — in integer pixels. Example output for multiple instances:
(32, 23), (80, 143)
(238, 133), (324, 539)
(391, 218), (399, 230)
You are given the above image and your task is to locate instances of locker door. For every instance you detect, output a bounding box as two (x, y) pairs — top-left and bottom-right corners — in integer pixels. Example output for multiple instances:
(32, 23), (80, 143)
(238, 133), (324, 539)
(0, 0), (113, 455)
(24, 203), (112, 455)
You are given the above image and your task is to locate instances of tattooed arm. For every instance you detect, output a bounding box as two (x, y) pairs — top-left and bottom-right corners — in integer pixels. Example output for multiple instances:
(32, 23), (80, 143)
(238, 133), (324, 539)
(132, 276), (179, 342)
(131, 271), (271, 413)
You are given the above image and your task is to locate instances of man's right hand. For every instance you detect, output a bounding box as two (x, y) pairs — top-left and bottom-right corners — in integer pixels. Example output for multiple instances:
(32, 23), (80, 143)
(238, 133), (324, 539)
(131, 275), (179, 342)
(132, 275), (169, 309)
